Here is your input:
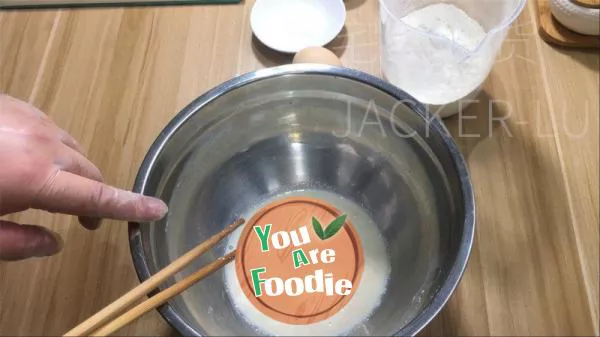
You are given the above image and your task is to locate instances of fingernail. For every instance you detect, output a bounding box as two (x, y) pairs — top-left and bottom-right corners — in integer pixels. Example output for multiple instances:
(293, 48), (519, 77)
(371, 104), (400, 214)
(144, 197), (169, 220)
(33, 229), (63, 257)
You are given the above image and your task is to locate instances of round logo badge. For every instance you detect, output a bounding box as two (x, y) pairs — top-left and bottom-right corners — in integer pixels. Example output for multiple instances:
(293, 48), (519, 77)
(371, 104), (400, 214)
(235, 196), (365, 325)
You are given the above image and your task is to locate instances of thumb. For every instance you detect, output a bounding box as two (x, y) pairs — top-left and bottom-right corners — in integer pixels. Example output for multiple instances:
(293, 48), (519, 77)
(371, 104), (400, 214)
(0, 221), (63, 261)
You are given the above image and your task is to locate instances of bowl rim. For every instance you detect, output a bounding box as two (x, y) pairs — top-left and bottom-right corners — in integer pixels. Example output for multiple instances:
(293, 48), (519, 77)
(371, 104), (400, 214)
(128, 63), (476, 337)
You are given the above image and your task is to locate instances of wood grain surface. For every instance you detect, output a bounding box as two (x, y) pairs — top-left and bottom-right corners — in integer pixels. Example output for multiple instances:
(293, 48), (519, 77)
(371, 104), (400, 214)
(0, 0), (598, 336)
(571, 0), (600, 9)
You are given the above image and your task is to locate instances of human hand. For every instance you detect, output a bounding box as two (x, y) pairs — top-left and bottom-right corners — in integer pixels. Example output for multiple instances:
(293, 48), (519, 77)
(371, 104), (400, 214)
(0, 95), (168, 261)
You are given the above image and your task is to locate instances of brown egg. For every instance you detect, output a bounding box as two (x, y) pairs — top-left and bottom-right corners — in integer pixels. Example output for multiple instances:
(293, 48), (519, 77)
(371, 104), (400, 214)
(293, 47), (343, 67)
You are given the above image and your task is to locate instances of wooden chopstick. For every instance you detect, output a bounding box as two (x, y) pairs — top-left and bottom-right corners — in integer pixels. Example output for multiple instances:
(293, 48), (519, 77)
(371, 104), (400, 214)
(64, 218), (245, 337)
(90, 252), (236, 336)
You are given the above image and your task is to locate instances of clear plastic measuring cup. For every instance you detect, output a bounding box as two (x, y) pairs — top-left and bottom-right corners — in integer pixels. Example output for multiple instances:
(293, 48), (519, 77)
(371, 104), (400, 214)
(380, 0), (526, 117)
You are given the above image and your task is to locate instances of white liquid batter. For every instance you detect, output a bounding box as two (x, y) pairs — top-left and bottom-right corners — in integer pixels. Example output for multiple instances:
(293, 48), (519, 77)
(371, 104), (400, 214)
(223, 190), (391, 336)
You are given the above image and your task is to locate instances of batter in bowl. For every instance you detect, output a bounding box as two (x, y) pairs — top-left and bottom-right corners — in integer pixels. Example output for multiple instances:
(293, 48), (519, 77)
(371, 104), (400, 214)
(223, 189), (391, 336)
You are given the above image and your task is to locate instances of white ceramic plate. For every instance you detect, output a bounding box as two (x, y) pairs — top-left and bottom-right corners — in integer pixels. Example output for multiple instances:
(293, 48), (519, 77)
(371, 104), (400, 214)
(251, 0), (346, 54)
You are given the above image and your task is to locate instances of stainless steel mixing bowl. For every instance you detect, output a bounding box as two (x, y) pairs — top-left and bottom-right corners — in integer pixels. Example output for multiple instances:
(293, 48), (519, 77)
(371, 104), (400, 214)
(129, 64), (475, 336)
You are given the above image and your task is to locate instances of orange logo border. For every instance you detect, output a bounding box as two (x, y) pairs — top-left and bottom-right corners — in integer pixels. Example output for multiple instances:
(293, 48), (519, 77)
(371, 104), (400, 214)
(234, 196), (365, 325)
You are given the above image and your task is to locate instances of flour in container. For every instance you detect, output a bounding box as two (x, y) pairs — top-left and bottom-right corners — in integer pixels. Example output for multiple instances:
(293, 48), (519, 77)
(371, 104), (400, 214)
(382, 3), (494, 114)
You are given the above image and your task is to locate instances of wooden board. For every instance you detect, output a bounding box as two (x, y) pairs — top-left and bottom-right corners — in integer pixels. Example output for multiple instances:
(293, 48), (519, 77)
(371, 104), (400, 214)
(0, 1), (598, 336)
(571, 0), (600, 9)
(536, 0), (600, 48)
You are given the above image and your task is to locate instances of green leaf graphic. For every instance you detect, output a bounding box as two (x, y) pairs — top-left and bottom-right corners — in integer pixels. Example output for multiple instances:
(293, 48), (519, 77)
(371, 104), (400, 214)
(323, 214), (348, 240)
(312, 217), (325, 240)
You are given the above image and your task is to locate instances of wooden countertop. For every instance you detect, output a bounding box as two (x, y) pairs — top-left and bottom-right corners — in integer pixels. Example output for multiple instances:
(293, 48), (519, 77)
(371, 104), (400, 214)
(0, 1), (598, 336)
